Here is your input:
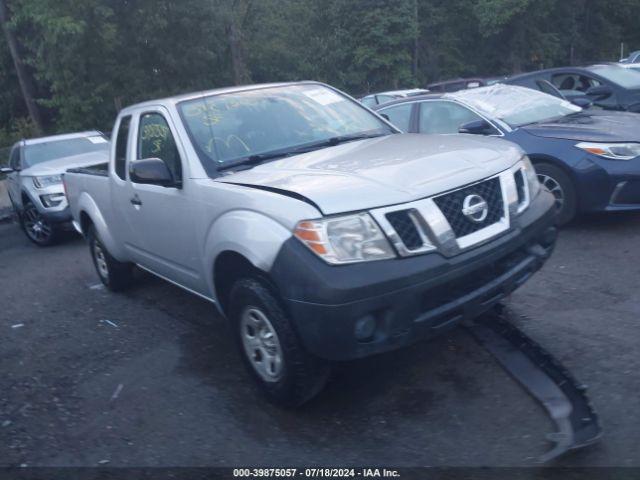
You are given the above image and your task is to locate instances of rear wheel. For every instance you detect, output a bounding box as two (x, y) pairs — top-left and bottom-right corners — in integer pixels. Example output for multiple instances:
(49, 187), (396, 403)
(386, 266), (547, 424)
(535, 162), (577, 225)
(229, 277), (330, 407)
(88, 225), (133, 291)
(20, 202), (57, 246)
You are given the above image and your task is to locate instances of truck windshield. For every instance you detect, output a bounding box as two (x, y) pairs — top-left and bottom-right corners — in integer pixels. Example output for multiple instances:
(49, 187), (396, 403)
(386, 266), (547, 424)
(178, 84), (394, 172)
(23, 135), (109, 168)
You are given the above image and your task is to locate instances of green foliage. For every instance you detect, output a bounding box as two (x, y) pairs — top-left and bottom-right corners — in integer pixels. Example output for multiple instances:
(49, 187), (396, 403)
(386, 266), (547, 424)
(1, 0), (639, 145)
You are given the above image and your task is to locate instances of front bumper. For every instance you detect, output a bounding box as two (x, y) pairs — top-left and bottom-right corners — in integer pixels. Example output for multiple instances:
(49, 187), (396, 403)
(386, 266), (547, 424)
(270, 191), (557, 361)
(575, 154), (640, 212)
(40, 206), (72, 224)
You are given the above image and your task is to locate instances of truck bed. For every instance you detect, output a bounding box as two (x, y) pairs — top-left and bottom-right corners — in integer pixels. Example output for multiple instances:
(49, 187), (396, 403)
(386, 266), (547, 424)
(64, 164), (112, 234)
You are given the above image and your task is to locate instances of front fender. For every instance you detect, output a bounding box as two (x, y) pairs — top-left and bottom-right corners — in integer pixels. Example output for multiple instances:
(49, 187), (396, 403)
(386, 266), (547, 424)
(77, 192), (127, 261)
(203, 210), (292, 299)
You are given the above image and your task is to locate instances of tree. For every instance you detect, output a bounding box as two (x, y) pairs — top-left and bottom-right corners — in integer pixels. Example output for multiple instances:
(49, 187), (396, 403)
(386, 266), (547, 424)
(0, 0), (43, 134)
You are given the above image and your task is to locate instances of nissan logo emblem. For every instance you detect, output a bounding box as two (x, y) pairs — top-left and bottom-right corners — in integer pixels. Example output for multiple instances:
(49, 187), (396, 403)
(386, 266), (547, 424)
(462, 194), (489, 223)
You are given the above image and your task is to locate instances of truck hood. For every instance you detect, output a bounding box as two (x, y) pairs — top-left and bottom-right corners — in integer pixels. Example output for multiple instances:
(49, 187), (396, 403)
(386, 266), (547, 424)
(218, 134), (522, 214)
(22, 150), (109, 177)
(521, 110), (640, 143)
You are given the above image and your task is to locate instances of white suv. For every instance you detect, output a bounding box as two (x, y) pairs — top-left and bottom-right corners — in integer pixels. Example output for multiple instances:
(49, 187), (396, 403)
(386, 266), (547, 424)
(1, 131), (109, 245)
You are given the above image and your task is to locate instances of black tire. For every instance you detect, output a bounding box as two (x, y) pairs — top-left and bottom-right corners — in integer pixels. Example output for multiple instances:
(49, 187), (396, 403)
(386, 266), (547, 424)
(87, 225), (133, 291)
(229, 277), (330, 407)
(20, 202), (58, 246)
(535, 162), (577, 226)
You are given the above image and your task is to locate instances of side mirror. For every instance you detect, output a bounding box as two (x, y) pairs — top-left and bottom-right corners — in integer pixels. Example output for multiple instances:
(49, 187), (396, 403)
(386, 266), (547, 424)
(379, 113), (390, 121)
(129, 158), (177, 187)
(586, 85), (613, 100)
(570, 97), (593, 109)
(0, 167), (13, 174)
(459, 119), (497, 135)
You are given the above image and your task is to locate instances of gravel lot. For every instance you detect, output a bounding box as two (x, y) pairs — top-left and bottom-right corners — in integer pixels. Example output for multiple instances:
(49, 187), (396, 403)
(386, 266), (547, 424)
(1, 213), (639, 468)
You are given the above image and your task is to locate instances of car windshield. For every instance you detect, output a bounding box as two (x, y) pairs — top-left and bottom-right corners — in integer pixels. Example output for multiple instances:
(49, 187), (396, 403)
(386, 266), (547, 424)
(448, 84), (581, 127)
(178, 84), (393, 171)
(23, 135), (109, 168)
(588, 65), (640, 89)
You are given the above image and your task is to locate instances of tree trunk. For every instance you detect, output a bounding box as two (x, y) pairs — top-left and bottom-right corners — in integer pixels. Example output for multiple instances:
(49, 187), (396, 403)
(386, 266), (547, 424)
(412, 0), (418, 78)
(0, 0), (43, 135)
(227, 0), (251, 85)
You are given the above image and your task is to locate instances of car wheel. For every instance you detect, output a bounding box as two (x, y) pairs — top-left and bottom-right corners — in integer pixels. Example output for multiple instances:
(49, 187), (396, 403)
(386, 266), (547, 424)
(535, 163), (577, 225)
(229, 277), (330, 407)
(88, 225), (133, 291)
(20, 202), (58, 246)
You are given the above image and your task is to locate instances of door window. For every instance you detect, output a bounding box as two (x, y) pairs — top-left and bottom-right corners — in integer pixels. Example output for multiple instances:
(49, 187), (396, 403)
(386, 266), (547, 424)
(379, 103), (413, 132)
(418, 101), (483, 134)
(360, 96), (378, 107)
(551, 74), (601, 93)
(114, 115), (131, 180)
(376, 94), (397, 105)
(137, 113), (182, 183)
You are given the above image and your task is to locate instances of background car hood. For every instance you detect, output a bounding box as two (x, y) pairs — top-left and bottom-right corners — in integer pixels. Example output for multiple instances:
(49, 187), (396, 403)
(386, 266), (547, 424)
(522, 110), (640, 143)
(22, 150), (109, 177)
(218, 134), (521, 214)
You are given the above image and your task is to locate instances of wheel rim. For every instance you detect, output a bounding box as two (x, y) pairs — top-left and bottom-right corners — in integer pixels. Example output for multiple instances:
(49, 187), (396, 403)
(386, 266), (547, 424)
(93, 241), (109, 280)
(240, 307), (284, 383)
(537, 173), (565, 211)
(23, 206), (52, 242)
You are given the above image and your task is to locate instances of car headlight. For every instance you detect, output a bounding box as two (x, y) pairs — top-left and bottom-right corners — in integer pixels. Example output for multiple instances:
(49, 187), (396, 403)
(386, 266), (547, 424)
(521, 155), (540, 199)
(294, 213), (396, 264)
(33, 174), (63, 188)
(576, 142), (640, 160)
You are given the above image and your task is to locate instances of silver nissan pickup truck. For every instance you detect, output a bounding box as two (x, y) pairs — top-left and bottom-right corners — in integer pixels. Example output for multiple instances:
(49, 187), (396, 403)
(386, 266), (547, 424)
(64, 81), (557, 406)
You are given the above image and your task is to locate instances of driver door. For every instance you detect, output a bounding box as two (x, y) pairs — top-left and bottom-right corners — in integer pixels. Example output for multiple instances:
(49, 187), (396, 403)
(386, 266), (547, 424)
(122, 108), (204, 294)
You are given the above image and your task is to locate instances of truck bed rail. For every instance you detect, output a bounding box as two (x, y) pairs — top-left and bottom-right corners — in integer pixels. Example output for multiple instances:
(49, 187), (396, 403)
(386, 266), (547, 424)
(66, 163), (109, 177)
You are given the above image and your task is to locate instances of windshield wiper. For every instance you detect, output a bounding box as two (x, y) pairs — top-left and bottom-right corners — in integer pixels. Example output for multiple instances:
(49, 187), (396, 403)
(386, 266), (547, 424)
(288, 132), (391, 155)
(217, 151), (293, 172)
(217, 132), (391, 172)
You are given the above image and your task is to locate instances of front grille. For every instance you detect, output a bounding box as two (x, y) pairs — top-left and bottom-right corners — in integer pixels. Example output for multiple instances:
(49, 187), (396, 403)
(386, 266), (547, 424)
(386, 210), (423, 250)
(514, 169), (526, 205)
(433, 177), (504, 238)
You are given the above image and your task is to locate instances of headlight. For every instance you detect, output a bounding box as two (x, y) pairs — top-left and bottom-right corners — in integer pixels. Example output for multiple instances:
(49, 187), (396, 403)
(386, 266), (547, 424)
(33, 174), (63, 188)
(521, 155), (540, 199)
(294, 213), (395, 264)
(576, 142), (640, 160)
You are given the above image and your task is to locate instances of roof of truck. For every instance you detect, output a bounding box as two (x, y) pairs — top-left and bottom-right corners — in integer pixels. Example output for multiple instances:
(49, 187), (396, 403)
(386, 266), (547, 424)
(121, 81), (319, 113)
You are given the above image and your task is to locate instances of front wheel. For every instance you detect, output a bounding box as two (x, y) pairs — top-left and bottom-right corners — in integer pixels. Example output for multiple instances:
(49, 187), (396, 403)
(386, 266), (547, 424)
(20, 202), (57, 246)
(535, 162), (577, 226)
(229, 277), (330, 407)
(88, 226), (133, 291)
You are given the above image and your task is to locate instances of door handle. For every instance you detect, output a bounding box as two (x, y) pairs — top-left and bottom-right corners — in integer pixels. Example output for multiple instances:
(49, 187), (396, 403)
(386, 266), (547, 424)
(130, 195), (142, 206)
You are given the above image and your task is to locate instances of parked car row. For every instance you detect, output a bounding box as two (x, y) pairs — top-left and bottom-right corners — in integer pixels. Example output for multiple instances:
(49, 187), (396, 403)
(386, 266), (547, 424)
(2, 77), (636, 406)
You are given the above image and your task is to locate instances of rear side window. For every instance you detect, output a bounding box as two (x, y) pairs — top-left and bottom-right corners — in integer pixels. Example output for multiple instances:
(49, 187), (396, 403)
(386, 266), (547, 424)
(114, 115), (131, 180)
(380, 103), (413, 132)
(137, 112), (182, 182)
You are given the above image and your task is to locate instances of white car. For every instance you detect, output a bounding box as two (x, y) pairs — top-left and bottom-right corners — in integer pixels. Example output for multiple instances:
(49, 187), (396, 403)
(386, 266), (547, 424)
(1, 131), (109, 245)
